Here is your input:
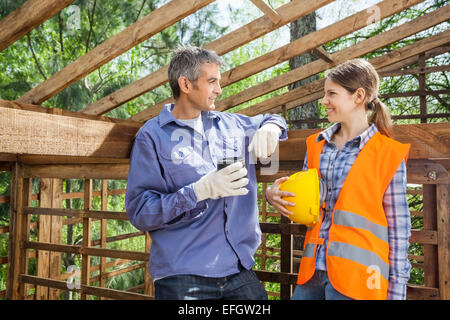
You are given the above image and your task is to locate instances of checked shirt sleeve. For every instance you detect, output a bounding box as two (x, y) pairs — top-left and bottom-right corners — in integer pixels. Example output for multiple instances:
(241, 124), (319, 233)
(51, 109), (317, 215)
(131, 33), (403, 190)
(383, 160), (411, 300)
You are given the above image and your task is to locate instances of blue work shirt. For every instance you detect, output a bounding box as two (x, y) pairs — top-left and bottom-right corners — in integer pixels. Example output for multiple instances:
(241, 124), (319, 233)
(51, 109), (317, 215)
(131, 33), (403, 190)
(125, 104), (287, 280)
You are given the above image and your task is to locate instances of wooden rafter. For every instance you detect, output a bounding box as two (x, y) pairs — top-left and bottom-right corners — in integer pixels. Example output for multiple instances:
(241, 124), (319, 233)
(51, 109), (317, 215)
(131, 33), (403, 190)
(249, 0), (282, 24)
(80, 0), (334, 116)
(229, 5), (450, 115)
(16, 0), (216, 105)
(312, 46), (333, 63)
(0, 0), (75, 52)
(241, 28), (450, 116)
(133, 0), (426, 121)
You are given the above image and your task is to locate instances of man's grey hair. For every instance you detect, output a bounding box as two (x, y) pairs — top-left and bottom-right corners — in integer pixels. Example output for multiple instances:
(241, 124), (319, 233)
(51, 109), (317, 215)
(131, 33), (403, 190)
(168, 44), (224, 99)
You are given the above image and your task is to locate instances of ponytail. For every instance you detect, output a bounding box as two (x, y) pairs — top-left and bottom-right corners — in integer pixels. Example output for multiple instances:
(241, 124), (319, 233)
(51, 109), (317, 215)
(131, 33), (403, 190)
(368, 97), (393, 137)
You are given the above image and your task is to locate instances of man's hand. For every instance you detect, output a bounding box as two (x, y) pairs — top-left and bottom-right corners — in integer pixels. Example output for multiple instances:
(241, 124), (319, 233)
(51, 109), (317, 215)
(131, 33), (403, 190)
(193, 161), (249, 202)
(248, 123), (282, 159)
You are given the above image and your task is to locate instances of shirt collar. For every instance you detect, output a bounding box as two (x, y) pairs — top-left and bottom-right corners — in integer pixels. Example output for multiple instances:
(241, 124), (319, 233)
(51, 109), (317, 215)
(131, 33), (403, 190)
(317, 122), (378, 150)
(158, 103), (220, 127)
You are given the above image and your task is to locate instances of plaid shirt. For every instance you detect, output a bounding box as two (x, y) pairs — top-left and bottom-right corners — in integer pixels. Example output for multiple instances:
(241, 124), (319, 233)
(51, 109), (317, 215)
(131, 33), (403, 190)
(302, 123), (411, 300)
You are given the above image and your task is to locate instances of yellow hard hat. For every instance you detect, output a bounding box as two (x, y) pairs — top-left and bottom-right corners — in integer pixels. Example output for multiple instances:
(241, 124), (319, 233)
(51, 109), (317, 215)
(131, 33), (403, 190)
(279, 169), (320, 227)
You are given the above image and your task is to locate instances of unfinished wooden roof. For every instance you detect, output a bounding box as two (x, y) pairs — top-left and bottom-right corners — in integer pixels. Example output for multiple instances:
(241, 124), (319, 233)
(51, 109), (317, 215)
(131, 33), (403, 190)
(0, 0), (449, 160)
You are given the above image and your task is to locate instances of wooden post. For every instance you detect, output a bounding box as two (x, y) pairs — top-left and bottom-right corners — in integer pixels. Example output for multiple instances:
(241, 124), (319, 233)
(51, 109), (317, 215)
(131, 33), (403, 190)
(418, 53), (427, 123)
(280, 215), (292, 300)
(99, 180), (108, 299)
(422, 185), (439, 288)
(436, 183), (449, 299)
(7, 164), (31, 299)
(49, 179), (62, 299)
(36, 179), (51, 299)
(36, 178), (63, 299)
(81, 179), (92, 300)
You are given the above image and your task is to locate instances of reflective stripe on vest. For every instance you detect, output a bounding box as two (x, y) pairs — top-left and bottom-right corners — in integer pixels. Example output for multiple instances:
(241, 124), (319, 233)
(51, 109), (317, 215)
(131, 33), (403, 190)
(303, 243), (315, 258)
(333, 210), (388, 243)
(327, 241), (389, 281)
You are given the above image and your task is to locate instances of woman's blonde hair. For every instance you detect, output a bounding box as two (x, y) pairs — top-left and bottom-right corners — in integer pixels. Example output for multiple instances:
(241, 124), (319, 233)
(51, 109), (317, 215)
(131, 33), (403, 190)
(326, 58), (393, 137)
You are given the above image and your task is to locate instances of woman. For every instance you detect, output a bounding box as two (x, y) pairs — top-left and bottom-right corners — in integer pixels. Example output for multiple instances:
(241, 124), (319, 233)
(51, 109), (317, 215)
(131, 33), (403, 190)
(266, 59), (411, 300)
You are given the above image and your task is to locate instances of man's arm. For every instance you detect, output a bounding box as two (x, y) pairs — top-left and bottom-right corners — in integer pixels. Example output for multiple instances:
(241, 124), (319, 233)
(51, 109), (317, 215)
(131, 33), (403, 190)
(125, 137), (206, 232)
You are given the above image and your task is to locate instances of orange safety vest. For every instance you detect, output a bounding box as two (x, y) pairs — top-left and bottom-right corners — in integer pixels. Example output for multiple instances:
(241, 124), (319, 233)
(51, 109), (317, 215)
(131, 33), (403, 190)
(296, 131), (410, 300)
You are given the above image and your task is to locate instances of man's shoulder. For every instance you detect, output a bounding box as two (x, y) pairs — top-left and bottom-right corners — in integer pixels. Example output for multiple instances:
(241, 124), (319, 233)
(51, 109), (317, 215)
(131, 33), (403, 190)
(134, 117), (160, 140)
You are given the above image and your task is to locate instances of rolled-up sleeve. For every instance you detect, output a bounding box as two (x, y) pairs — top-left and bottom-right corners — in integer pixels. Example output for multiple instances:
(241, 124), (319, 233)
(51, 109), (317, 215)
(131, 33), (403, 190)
(383, 160), (411, 300)
(125, 137), (207, 232)
(232, 113), (288, 141)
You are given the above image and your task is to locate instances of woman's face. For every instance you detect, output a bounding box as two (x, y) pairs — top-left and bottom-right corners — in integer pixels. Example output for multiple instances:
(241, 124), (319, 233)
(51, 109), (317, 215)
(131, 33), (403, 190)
(321, 78), (364, 123)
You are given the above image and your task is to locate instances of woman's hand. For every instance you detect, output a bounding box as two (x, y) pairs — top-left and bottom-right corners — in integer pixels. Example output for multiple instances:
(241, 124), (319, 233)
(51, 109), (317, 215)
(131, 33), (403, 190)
(265, 177), (296, 218)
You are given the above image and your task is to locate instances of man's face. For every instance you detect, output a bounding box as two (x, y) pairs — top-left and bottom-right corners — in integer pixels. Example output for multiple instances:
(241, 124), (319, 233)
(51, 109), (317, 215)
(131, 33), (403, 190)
(187, 63), (222, 112)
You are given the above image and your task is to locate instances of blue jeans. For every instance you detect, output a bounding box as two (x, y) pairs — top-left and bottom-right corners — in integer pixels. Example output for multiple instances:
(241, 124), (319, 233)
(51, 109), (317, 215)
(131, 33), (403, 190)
(291, 270), (353, 300)
(154, 268), (268, 300)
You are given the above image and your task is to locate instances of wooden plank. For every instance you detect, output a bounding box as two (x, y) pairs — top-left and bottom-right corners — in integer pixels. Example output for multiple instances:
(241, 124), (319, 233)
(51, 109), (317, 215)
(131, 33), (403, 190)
(379, 64), (450, 77)
(406, 159), (450, 185)
(138, 0), (425, 120)
(20, 274), (153, 299)
(254, 270), (298, 285)
(239, 11), (450, 116)
(0, 0), (75, 52)
(84, 0), (334, 117)
(275, 124), (450, 163)
(312, 46), (333, 63)
(410, 230), (438, 245)
(407, 284), (440, 300)
(16, 0), (216, 105)
(436, 183), (449, 299)
(249, 0), (281, 24)
(22, 163), (130, 180)
(0, 99), (141, 125)
(0, 106), (138, 158)
(378, 45), (450, 73)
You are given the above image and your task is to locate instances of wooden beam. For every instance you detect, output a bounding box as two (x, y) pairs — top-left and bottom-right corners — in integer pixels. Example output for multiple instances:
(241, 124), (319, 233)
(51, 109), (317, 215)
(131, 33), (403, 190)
(82, 0), (334, 117)
(135, 0), (426, 120)
(16, 0), (216, 105)
(241, 27), (450, 117)
(0, 105), (139, 158)
(378, 45), (450, 74)
(249, 0), (282, 24)
(312, 46), (333, 63)
(0, 99), (142, 126)
(0, 0), (75, 52)
(276, 123), (450, 163)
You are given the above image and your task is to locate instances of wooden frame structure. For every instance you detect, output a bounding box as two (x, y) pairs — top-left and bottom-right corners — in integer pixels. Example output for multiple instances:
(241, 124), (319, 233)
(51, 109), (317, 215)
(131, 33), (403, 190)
(0, 0), (448, 300)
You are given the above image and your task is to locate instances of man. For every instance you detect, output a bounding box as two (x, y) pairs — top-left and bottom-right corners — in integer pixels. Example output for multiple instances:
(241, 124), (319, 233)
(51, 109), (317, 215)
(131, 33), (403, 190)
(125, 45), (287, 300)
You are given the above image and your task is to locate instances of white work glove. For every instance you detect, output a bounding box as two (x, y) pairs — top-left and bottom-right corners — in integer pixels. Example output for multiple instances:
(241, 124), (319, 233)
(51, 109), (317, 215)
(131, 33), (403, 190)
(248, 123), (282, 159)
(193, 161), (249, 202)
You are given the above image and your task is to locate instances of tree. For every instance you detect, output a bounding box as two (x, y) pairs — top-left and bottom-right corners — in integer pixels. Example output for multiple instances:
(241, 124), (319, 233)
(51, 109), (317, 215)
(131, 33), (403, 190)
(288, 11), (320, 130)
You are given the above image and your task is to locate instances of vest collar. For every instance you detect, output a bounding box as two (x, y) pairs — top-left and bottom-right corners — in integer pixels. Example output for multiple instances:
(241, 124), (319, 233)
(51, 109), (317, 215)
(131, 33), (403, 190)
(317, 122), (378, 151)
